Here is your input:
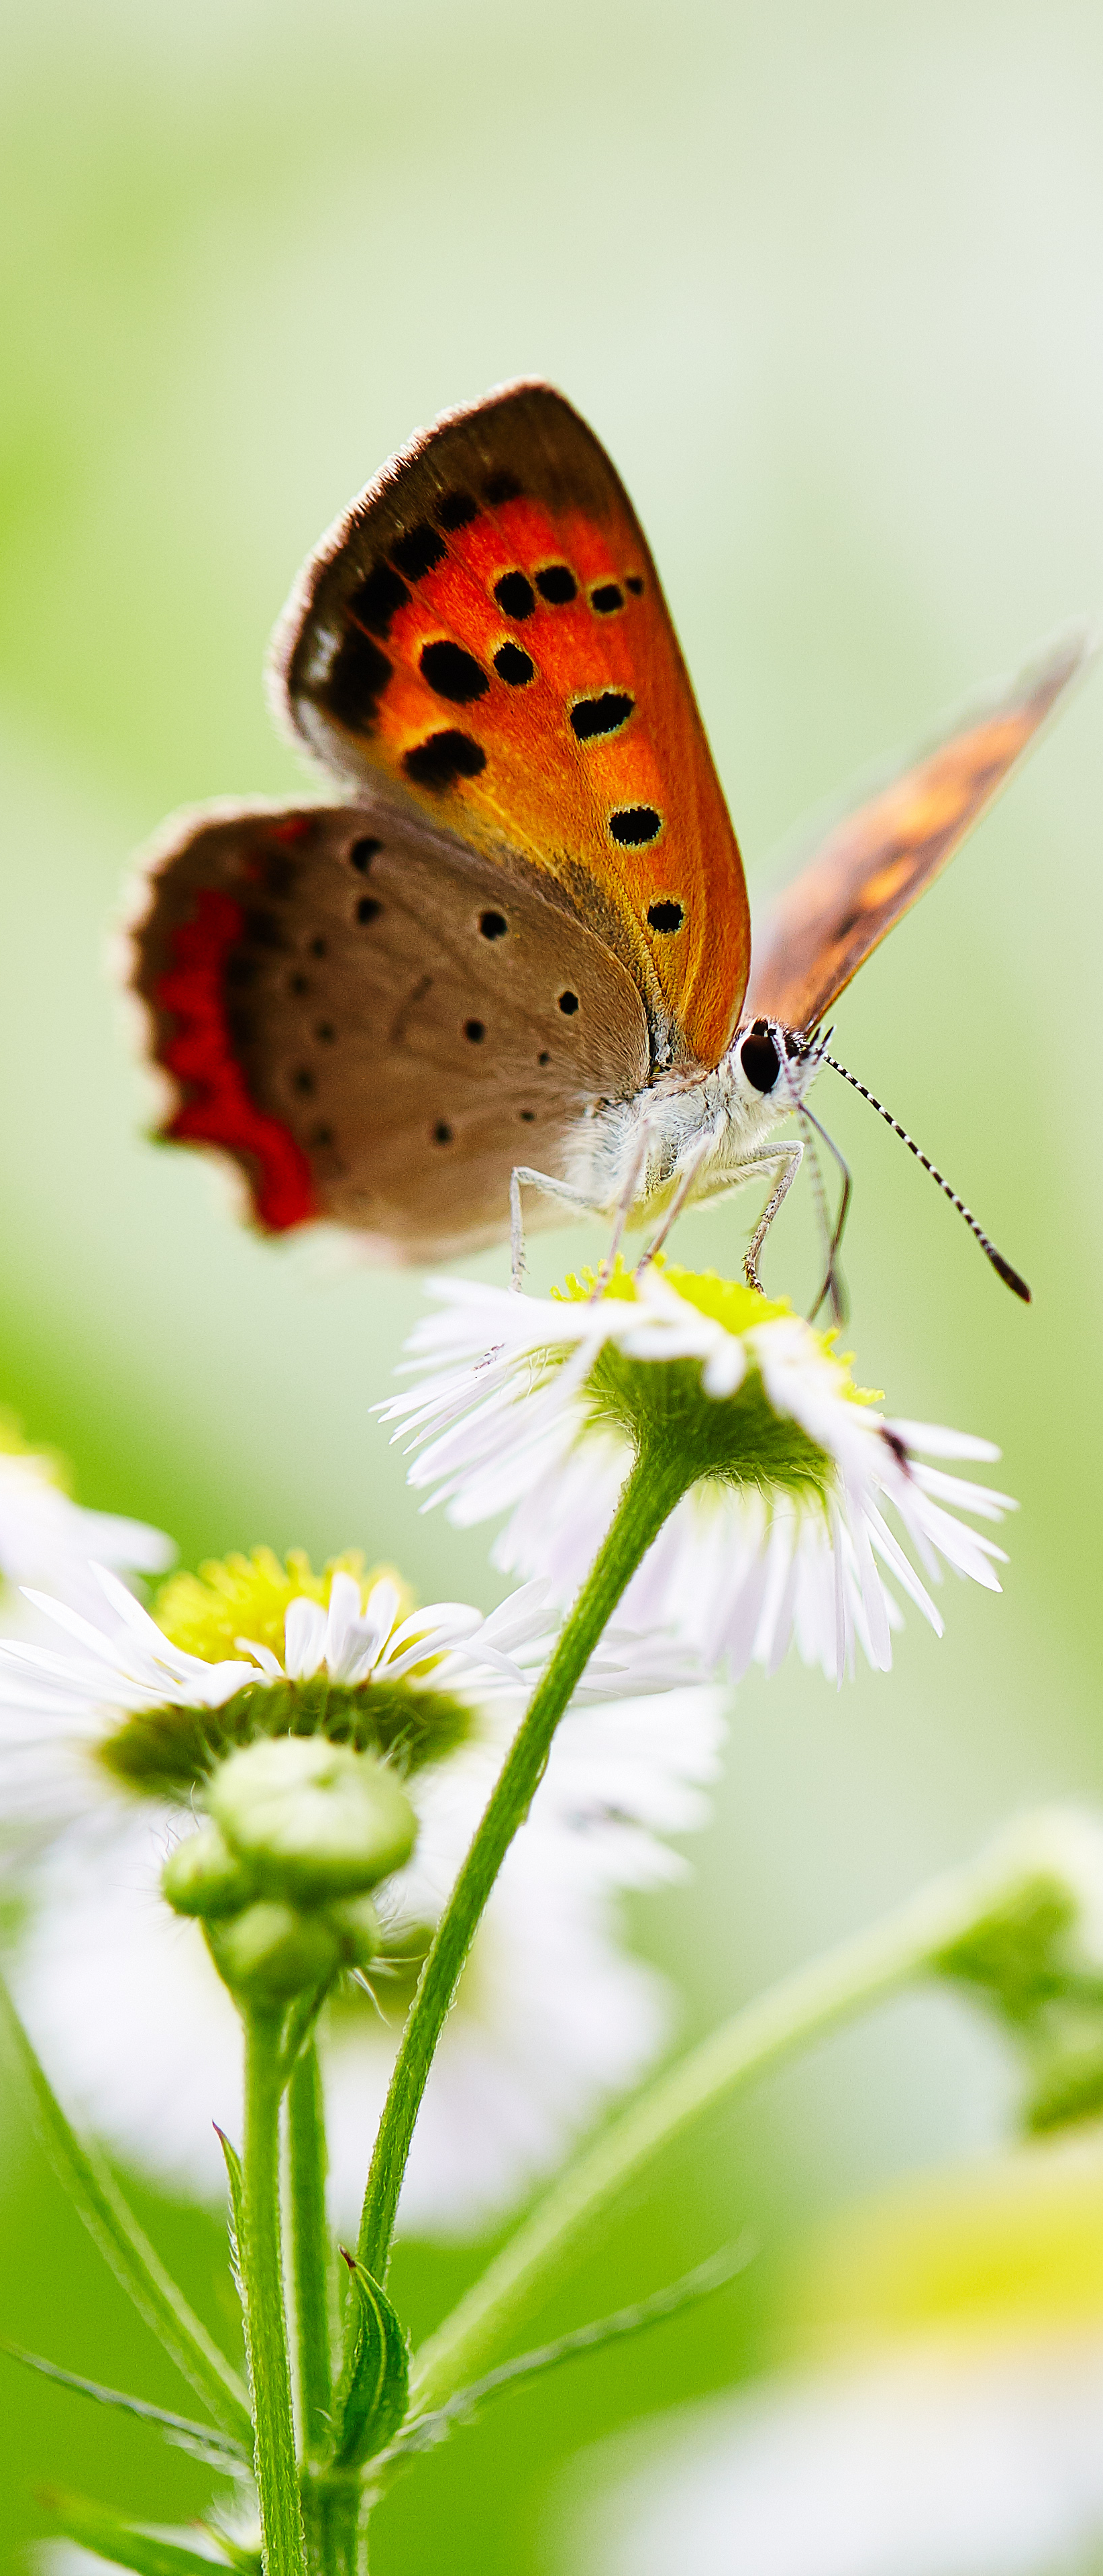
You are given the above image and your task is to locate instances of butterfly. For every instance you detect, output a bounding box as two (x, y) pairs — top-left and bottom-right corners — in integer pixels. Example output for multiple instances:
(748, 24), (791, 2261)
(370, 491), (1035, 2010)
(128, 378), (1090, 1299)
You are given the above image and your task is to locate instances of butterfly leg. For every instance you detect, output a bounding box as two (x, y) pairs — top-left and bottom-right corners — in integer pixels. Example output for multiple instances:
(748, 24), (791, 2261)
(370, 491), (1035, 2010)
(633, 1138), (712, 1280)
(743, 1143), (804, 1294)
(509, 1165), (609, 1289)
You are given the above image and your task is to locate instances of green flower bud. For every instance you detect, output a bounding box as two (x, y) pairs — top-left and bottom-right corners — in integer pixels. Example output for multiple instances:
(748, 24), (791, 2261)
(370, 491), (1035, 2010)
(207, 1900), (341, 2004)
(329, 1892), (381, 1969)
(162, 1821), (255, 1919)
(207, 1735), (416, 1903)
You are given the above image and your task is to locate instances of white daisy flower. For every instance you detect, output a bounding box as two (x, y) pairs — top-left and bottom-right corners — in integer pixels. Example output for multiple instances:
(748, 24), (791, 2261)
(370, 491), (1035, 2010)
(10, 1692), (725, 2233)
(0, 1539), (725, 2230)
(0, 1553), (554, 1862)
(382, 1267), (1014, 1685)
(0, 1415), (171, 1623)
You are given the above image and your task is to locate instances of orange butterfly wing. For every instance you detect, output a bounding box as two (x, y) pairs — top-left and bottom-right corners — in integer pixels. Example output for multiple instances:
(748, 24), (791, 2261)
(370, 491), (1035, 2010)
(745, 628), (1094, 1035)
(274, 380), (749, 1072)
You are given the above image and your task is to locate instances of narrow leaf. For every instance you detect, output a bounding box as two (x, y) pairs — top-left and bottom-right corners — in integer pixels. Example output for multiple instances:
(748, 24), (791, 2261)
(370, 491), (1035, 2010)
(1, 2341), (246, 2469)
(214, 2126), (246, 2295)
(395, 2241), (751, 2457)
(329, 2251), (409, 2467)
(41, 2490), (233, 2576)
(0, 1972), (251, 2446)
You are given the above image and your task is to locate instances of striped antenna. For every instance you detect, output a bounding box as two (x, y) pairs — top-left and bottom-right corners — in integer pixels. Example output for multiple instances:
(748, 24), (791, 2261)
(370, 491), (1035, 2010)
(812, 1046), (1031, 1303)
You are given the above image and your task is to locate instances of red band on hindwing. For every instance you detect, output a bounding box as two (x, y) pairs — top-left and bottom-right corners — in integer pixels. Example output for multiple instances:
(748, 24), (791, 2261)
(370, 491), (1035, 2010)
(154, 888), (318, 1232)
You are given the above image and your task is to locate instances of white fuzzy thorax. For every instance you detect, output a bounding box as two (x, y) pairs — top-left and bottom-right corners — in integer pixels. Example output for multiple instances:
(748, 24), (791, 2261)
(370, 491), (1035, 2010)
(563, 1017), (821, 1224)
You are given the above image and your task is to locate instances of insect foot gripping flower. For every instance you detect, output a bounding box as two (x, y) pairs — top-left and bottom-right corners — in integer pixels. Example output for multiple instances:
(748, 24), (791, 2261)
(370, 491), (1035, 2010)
(382, 1264), (1014, 1685)
(0, 1540), (725, 2227)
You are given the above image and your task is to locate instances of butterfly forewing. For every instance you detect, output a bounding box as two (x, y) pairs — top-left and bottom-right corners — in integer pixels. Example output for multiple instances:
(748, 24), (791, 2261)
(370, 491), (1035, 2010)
(128, 795), (649, 1258)
(745, 627), (1094, 1034)
(274, 380), (750, 1071)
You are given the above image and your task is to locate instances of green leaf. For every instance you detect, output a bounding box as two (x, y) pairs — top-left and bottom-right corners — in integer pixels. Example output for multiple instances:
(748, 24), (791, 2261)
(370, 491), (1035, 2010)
(0, 1972), (251, 2447)
(214, 2125), (246, 2292)
(40, 2490), (233, 2576)
(1, 2341), (246, 2470)
(329, 2251), (409, 2467)
(395, 2241), (751, 2458)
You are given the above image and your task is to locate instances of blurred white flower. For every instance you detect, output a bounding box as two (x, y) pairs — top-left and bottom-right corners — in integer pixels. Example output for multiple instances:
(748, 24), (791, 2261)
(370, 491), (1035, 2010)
(575, 2338), (1103, 2576)
(575, 2125), (1103, 2576)
(382, 1269), (1014, 1684)
(0, 1535), (725, 2229)
(0, 1553), (699, 1862)
(0, 1424), (171, 1624)
(11, 1684), (725, 2233)
(0, 1561), (543, 1863)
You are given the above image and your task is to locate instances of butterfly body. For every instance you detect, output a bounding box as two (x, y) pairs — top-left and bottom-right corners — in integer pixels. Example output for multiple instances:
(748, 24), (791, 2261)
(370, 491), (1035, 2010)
(128, 380), (1092, 1285)
(551, 1017), (815, 1230)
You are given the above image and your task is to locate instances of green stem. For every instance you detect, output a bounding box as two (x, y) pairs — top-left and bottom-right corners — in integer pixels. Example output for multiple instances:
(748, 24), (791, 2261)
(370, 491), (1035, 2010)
(409, 1843), (1055, 2414)
(242, 2010), (306, 2576)
(0, 1968), (251, 2445)
(354, 1442), (687, 2288)
(289, 2044), (334, 2455)
(288, 2045), (338, 2576)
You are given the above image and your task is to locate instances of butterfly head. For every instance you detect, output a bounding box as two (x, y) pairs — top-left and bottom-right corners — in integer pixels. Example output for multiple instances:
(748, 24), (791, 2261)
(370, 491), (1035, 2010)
(721, 1017), (815, 1121)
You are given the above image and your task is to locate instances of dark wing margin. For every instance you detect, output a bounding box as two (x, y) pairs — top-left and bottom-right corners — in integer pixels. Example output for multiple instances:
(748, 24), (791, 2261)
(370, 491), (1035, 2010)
(745, 625), (1097, 1034)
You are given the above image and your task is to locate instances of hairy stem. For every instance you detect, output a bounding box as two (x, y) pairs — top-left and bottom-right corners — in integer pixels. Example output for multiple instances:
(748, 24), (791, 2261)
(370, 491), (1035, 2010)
(354, 1443), (687, 2290)
(409, 1841), (1057, 2412)
(242, 2010), (306, 2576)
(289, 2045), (339, 2576)
(289, 2045), (334, 2457)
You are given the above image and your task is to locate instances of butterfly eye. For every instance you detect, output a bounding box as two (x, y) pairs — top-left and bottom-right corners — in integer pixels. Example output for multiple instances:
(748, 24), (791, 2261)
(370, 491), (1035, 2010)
(741, 1032), (780, 1093)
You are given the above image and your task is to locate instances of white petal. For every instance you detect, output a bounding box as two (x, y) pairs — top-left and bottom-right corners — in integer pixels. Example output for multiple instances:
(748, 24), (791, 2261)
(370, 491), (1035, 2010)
(282, 1595), (327, 1679)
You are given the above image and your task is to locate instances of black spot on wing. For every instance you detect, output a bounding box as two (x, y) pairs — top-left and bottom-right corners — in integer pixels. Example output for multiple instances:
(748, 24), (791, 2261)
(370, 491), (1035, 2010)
(404, 731), (486, 792)
(480, 910), (507, 939)
(610, 806), (662, 847)
(535, 564), (577, 604)
(348, 837), (382, 873)
(391, 523), (447, 581)
(494, 571), (535, 619)
(484, 469), (523, 504)
(419, 641), (489, 704)
(626, 574), (645, 596)
(348, 562), (409, 640)
(590, 582), (624, 615)
(647, 900), (684, 932)
(493, 641), (535, 686)
(571, 690), (634, 742)
(326, 630), (392, 733)
(437, 490), (479, 530)
(558, 991), (580, 1015)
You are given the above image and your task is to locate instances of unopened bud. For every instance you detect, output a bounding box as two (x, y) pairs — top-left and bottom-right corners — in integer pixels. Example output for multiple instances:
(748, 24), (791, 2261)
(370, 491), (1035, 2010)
(162, 1822), (254, 1920)
(207, 1900), (341, 2004)
(207, 1736), (416, 1904)
(329, 1893), (381, 1969)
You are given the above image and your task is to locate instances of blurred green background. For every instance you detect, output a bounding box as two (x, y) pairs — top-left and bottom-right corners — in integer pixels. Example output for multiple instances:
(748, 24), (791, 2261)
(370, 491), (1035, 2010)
(2, 3), (1102, 2569)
